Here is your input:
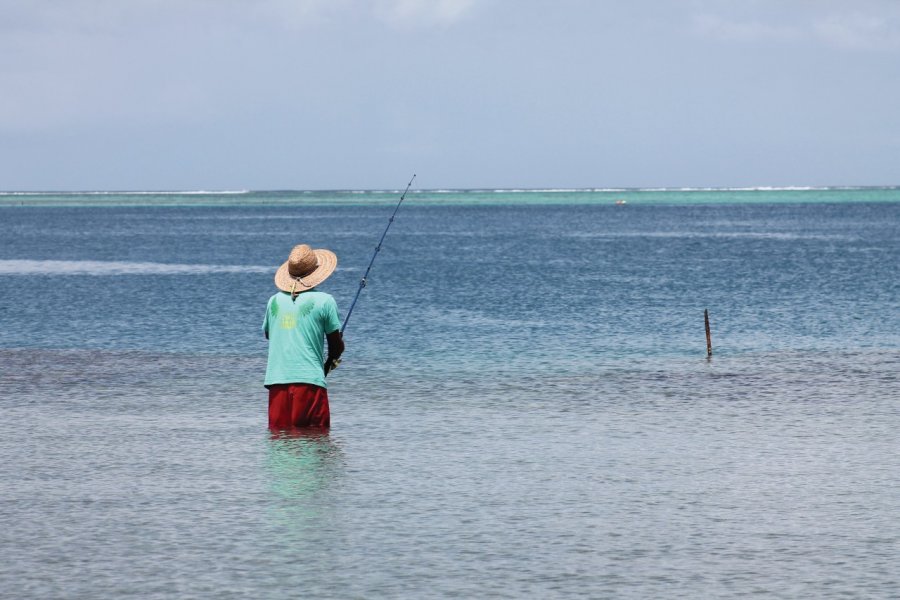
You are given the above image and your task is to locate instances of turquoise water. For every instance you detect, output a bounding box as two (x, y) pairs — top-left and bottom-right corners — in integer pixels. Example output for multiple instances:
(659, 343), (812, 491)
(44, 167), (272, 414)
(1, 188), (899, 598)
(2, 185), (899, 207)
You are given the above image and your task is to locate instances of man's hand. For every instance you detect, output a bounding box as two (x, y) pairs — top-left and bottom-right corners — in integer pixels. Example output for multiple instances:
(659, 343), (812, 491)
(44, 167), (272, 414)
(324, 357), (341, 375)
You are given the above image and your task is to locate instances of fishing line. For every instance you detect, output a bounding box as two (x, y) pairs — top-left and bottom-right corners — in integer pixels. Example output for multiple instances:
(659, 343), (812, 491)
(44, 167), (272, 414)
(326, 174), (416, 374)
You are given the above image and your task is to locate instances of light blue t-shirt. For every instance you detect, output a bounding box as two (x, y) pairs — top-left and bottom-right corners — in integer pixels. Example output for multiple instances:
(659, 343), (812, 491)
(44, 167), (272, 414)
(262, 290), (341, 388)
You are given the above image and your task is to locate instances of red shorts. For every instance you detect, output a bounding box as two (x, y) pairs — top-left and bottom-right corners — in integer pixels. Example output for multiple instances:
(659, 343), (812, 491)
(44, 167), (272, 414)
(268, 383), (330, 429)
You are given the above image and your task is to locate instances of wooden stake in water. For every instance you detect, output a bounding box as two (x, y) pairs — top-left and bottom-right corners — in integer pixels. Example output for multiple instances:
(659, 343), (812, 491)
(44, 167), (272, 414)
(704, 308), (713, 358)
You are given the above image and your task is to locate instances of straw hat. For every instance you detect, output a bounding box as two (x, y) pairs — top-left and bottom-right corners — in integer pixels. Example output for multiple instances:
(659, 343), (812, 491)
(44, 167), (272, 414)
(274, 244), (338, 294)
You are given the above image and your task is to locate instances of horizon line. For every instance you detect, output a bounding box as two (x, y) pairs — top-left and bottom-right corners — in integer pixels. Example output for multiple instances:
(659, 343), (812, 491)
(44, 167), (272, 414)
(2, 184), (899, 195)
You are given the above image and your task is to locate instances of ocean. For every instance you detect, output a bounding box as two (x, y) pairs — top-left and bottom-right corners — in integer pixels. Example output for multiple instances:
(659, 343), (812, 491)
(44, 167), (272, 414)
(1, 188), (899, 598)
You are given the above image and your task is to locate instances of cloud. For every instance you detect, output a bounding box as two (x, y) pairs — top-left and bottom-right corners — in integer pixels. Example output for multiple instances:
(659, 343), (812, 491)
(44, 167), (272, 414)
(0, 0), (482, 132)
(692, 4), (900, 52)
(692, 14), (800, 43)
(814, 13), (900, 51)
(373, 0), (478, 27)
(0, 0), (479, 34)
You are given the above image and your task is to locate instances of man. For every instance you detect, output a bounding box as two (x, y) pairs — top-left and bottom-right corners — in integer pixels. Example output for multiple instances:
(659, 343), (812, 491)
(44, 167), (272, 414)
(263, 244), (344, 429)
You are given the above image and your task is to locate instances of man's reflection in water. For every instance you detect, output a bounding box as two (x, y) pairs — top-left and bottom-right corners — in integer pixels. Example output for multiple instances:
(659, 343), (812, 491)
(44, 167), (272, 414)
(264, 427), (344, 530)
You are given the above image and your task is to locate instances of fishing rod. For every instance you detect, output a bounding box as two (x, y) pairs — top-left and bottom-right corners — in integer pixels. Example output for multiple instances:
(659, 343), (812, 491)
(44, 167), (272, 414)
(325, 174), (416, 374)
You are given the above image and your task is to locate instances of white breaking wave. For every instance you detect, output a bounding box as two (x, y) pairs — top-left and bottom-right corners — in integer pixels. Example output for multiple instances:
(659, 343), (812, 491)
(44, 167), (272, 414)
(491, 188), (583, 193)
(0, 190), (250, 196)
(0, 260), (273, 276)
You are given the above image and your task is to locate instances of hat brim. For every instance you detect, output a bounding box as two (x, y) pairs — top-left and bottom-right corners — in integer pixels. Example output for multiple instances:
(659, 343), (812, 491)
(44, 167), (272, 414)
(274, 248), (337, 293)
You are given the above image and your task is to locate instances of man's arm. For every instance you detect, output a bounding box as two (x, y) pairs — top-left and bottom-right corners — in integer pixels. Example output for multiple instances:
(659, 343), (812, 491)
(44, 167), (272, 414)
(326, 330), (344, 361)
(325, 330), (344, 374)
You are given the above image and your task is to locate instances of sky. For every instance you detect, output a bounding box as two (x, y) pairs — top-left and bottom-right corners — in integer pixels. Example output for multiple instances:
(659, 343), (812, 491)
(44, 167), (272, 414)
(2, 0), (899, 190)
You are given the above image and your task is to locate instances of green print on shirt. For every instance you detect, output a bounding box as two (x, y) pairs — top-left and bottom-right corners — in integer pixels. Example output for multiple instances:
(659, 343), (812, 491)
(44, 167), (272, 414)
(277, 298), (314, 330)
(297, 299), (315, 319)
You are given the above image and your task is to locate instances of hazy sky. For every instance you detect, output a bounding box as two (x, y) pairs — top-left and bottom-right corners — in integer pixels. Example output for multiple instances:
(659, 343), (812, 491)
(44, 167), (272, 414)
(2, 0), (899, 190)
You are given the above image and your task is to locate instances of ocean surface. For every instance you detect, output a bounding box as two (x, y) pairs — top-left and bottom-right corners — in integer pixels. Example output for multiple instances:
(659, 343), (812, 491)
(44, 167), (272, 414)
(1, 188), (899, 598)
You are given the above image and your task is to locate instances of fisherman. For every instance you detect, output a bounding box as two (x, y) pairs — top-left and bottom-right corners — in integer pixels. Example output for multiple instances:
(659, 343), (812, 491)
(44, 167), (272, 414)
(263, 244), (344, 429)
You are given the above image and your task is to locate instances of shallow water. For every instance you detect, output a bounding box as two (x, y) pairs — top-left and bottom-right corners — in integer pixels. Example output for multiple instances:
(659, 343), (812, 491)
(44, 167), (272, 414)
(1, 191), (899, 597)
